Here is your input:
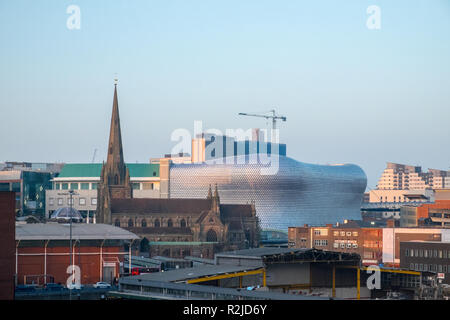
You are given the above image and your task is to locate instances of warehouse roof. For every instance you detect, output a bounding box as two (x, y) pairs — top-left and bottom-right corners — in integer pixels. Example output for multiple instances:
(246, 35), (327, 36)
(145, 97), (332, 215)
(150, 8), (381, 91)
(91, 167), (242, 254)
(127, 264), (262, 283)
(15, 223), (139, 241)
(57, 163), (159, 178)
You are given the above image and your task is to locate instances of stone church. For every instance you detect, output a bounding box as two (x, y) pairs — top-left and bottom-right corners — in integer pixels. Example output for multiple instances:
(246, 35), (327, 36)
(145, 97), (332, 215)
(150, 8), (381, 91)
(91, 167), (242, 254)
(97, 83), (260, 258)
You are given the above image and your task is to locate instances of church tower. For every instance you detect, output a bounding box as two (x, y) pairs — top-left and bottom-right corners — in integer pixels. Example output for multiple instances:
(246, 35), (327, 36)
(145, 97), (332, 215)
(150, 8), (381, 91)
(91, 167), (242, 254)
(97, 81), (132, 224)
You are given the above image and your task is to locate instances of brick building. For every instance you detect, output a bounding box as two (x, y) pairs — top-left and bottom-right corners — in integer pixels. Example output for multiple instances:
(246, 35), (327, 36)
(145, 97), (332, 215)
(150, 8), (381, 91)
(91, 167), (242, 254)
(0, 192), (15, 299)
(400, 241), (450, 284)
(400, 200), (450, 228)
(288, 223), (383, 266)
(15, 223), (139, 286)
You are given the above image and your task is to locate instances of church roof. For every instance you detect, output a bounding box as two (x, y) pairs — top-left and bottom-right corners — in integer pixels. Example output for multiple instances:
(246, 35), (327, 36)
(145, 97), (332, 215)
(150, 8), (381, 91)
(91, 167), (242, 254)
(57, 163), (159, 178)
(220, 204), (253, 218)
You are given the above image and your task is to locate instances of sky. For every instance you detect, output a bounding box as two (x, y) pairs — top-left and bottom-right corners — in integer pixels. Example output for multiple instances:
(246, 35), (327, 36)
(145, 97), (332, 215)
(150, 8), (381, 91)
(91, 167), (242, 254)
(0, 0), (449, 189)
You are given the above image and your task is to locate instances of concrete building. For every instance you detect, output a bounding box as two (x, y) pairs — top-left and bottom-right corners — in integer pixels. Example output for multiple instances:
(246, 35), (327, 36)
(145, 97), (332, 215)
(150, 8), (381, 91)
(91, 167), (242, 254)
(381, 228), (450, 267)
(15, 223), (139, 286)
(45, 162), (163, 219)
(376, 162), (450, 191)
(191, 129), (287, 164)
(400, 241), (450, 284)
(0, 192), (16, 299)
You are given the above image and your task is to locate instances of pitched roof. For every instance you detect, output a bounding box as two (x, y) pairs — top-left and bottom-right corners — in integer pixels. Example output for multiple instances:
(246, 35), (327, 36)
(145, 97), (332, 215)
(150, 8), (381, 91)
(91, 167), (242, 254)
(220, 204), (253, 218)
(57, 163), (159, 178)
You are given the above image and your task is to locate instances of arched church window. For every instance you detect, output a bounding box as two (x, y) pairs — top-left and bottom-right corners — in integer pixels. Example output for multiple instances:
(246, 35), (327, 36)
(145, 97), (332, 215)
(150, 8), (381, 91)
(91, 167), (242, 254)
(206, 229), (218, 242)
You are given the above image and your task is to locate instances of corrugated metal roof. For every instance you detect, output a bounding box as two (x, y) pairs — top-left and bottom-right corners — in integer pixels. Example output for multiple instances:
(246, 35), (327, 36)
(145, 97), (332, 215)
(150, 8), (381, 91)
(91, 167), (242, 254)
(15, 223), (140, 241)
(57, 163), (159, 178)
(128, 264), (262, 283)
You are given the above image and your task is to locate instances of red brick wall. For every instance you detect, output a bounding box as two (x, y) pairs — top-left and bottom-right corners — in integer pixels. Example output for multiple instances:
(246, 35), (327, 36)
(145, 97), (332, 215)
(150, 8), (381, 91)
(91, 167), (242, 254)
(17, 245), (124, 285)
(0, 192), (15, 299)
(417, 200), (450, 220)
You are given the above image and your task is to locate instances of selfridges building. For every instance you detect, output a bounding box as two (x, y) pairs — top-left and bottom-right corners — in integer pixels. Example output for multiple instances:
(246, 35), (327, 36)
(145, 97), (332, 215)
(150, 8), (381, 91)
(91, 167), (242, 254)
(169, 155), (367, 231)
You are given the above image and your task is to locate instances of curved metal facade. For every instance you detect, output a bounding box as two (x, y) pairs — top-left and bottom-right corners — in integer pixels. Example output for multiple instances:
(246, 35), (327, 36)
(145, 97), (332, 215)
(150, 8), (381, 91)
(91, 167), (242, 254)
(169, 155), (367, 231)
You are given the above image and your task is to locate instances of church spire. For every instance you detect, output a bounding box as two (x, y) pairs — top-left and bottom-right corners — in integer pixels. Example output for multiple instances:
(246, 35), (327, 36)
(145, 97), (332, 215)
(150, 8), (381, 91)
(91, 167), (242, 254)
(105, 81), (126, 184)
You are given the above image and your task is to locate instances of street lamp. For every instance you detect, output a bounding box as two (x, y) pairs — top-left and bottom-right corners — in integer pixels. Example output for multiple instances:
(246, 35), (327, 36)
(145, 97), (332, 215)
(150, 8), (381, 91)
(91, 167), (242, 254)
(58, 189), (78, 300)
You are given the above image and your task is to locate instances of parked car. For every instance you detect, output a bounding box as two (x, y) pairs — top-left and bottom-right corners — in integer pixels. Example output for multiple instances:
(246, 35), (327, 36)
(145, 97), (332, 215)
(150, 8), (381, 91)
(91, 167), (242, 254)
(93, 282), (111, 289)
(15, 285), (37, 293)
(67, 282), (83, 290)
(44, 283), (65, 291)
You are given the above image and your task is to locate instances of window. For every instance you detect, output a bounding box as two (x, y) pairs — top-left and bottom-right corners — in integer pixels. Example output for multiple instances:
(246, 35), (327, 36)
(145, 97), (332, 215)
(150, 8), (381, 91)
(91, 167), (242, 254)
(439, 250), (443, 259)
(347, 243), (352, 248)
(346, 232), (352, 237)
(410, 263), (414, 270)
(62, 183), (68, 190)
(314, 230), (321, 236)
(333, 243), (339, 248)
(180, 219), (186, 228)
(340, 243), (345, 249)
(405, 249), (409, 257)
(333, 231), (339, 236)
(154, 219), (160, 228)
(114, 219), (120, 227)
(91, 198), (97, 205)
(415, 263), (418, 271)
(353, 244), (358, 248)
(49, 198), (54, 206)
(167, 219), (173, 228)
(444, 265), (448, 273)
(132, 183), (140, 190)
(141, 219), (147, 227)
(91, 183), (97, 190)
(55, 183), (60, 190)
(438, 265), (443, 273)
(410, 249), (414, 257)
(143, 183), (154, 190)
(128, 219), (134, 227)
(57, 198), (63, 205)
(79, 198), (86, 206)
(434, 250), (438, 258)
(352, 232), (358, 237)
(70, 183), (79, 190)
(340, 231), (345, 237)
(67, 198), (73, 205)
(424, 250), (428, 258)
(81, 183), (89, 190)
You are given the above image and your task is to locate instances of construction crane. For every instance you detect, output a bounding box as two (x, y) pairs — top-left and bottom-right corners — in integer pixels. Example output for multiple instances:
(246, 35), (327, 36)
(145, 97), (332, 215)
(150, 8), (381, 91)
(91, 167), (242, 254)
(238, 109), (287, 130)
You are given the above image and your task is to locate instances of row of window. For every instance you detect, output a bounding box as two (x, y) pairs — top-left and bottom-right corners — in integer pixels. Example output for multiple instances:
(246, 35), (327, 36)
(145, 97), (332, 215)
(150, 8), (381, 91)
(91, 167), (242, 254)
(333, 242), (358, 249)
(54, 182), (97, 191)
(405, 248), (450, 259)
(333, 231), (359, 237)
(410, 263), (449, 273)
(115, 218), (187, 228)
(48, 197), (97, 206)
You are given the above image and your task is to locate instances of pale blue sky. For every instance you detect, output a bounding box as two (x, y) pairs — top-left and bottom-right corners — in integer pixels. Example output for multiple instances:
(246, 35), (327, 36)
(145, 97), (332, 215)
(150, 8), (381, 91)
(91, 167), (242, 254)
(1, 0), (449, 189)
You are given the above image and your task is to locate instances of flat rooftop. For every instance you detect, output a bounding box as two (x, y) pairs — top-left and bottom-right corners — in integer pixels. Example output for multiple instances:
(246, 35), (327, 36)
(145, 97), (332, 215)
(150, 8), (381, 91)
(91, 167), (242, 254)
(16, 223), (140, 241)
(127, 264), (263, 283)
